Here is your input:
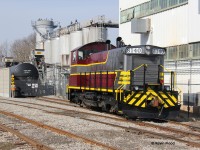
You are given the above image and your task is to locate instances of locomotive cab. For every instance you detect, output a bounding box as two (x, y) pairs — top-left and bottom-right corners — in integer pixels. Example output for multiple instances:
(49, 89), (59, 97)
(70, 41), (116, 66)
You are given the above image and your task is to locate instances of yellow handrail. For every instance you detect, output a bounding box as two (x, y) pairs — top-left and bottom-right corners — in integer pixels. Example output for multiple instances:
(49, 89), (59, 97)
(160, 65), (181, 93)
(116, 84), (124, 100)
(116, 64), (146, 101)
(131, 64), (146, 72)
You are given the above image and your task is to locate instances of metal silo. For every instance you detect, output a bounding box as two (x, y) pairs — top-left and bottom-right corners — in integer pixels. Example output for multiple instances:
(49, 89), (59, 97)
(88, 27), (107, 43)
(60, 35), (66, 55)
(88, 27), (97, 43)
(82, 28), (90, 45)
(32, 19), (58, 49)
(60, 34), (70, 55)
(70, 31), (82, 51)
(44, 40), (51, 64)
(51, 38), (60, 64)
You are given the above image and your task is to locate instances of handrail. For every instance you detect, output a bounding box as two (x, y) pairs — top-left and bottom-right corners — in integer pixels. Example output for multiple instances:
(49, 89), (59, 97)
(119, 85), (125, 101)
(116, 64), (146, 101)
(131, 64), (146, 72)
(160, 65), (181, 94)
(116, 84), (124, 100)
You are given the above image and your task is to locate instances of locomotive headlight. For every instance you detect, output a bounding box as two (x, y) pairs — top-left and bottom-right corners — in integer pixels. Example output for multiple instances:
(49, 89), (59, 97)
(152, 49), (165, 55)
(145, 49), (151, 55)
(134, 86), (139, 90)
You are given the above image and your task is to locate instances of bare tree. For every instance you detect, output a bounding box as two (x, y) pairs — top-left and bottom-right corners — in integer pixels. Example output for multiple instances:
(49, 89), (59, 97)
(0, 41), (10, 57)
(10, 33), (36, 62)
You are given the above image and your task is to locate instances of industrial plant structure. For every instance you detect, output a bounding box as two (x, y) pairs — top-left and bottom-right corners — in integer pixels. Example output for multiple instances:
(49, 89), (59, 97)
(32, 16), (118, 97)
(119, 0), (200, 106)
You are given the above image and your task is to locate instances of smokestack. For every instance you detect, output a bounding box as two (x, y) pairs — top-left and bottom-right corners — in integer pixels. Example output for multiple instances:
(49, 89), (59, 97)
(106, 40), (111, 50)
(116, 37), (122, 48)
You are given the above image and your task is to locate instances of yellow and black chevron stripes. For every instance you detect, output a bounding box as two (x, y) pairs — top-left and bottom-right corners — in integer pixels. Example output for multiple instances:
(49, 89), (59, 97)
(117, 64), (146, 85)
(123, 89), (178, 108)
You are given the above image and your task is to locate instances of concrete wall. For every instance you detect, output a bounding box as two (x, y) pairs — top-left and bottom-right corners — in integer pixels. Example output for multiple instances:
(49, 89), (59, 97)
(0, 68), (10, 97)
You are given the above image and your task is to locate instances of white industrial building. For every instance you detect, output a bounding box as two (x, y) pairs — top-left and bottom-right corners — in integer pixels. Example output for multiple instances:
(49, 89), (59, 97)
(119, 0), (200, 105)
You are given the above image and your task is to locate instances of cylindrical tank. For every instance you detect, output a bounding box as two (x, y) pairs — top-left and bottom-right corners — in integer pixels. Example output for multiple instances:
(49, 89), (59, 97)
(88, 27), (97, 43)
(70, 31), (82, 51)
(44, 40), (51, 64)
(51, 38), (60, 64)
(60, 35), (66, 55)
(10, 63), (39, 79)
(82, 28), (90, 45)
(33, 19), (57, 49)
(60, 34), (70, 55)
(88, 27), (107, 43)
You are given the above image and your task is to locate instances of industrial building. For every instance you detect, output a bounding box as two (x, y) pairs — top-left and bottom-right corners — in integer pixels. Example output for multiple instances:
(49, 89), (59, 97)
(119, 0), (200, 105)
(32, 16), (118, 97)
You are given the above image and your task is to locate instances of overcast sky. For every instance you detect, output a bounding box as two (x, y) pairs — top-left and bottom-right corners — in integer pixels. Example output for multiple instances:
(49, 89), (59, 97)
(0, 0), (119, 44)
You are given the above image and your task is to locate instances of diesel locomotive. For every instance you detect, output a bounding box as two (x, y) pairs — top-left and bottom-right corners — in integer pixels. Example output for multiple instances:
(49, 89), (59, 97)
(68, 39), (181, 119)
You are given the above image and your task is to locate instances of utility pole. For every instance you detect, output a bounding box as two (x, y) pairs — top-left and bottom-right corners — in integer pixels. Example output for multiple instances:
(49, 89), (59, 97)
(187, 79), (190, 119)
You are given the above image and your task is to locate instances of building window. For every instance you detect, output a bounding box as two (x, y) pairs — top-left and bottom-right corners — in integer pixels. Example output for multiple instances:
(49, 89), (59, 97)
(167, 46), (177, 60)
(169, 0), (178, 7)
(199, 0), (200, 14)
(178, 45), (188, 59)
(192, 43), (200, 58)
(120, 0), (188, 24)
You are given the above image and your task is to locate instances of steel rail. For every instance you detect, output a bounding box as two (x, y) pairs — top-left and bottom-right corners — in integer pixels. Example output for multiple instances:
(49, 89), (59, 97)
(167, 120), (200, 132)
(133, 122), (200, 138)
(38, 97), (200, 133)
(0, 100), (200, 148)
(0, 122), (53, 150)
(40, 111), (200, 148)
(1, 99), (200, 139)
(0, 110), (118, 150)
(28, 98), (200, 134)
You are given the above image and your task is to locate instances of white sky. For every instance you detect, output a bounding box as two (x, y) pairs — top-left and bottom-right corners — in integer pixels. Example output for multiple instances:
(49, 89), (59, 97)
(0, 0), (119, 44)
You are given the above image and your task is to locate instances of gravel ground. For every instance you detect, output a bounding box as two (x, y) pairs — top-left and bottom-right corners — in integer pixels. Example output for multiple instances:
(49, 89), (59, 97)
(0, 97), (199, 150)
(0, 128), (35, 150)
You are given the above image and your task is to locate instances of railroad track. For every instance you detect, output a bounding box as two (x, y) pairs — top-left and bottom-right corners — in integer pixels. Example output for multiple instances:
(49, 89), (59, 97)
(0, 109), (118, 150)
(0, 122), (52, 150)
(0, 98), (200, 148)
(38, 97), (200, 132)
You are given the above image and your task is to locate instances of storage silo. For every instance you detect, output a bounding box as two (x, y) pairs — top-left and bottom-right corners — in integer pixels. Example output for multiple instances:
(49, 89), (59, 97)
(82, 28), (90, 45)
(44, 40), (51, 64)
(60, 34), (70, 55)
(32, 19), (57, 49)
(88, 27), (108, 43)
(51, 38), (60, 64)
(70, 31), (82, 51)
(60, 35), (66, 55)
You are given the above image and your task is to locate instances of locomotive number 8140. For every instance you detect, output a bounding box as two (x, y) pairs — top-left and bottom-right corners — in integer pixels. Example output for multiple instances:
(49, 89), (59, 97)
(68, 38), (181, 119)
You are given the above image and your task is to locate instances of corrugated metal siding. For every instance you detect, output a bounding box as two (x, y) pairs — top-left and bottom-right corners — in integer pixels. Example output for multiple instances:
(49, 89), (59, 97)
(188, 0), (200, 43)
(152, 5), (188, 47)
(0, 68), (10, 97)
(119, 2), (188, 47)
